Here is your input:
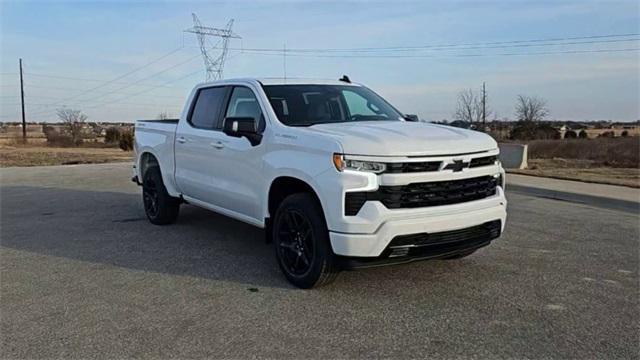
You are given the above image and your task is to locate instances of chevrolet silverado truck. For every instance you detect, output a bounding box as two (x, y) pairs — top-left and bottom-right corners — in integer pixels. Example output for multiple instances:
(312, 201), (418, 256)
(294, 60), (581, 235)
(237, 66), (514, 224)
(133, 77), (507, 288)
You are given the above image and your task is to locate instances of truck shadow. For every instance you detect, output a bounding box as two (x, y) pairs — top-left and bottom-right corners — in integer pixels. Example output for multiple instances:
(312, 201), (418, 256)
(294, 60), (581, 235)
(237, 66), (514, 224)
(1, 185), (291, 289)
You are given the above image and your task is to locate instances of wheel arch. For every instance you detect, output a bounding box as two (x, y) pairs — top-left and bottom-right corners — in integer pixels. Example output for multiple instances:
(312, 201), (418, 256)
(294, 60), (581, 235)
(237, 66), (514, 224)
(268, 176), (325, 220)
(139, 151), (160, 181)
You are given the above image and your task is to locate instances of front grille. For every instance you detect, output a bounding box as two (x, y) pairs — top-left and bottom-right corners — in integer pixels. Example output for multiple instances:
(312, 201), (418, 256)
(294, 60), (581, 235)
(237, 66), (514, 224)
(344, 175), (498, 215)
(469, 155), (497, 168)
(386, 220), (501, 258)
(385, 161), (441, 173)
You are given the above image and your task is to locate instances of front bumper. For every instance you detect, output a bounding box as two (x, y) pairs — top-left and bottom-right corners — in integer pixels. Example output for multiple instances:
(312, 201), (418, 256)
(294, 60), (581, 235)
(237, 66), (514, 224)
(329, 187), (507, 257)
(337, 220), (501, 269)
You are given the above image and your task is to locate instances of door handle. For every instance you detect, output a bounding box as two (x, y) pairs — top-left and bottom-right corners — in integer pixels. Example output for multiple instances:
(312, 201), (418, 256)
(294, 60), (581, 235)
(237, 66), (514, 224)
(177, 137), (187, 144)
(211, 141), (224, 149)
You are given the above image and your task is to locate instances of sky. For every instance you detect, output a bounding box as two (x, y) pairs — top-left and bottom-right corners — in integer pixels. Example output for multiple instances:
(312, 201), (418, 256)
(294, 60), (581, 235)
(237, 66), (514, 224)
(0, 0), (639, 123)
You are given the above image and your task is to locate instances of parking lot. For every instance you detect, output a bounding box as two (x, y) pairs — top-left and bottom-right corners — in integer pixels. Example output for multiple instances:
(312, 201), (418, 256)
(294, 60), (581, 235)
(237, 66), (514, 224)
(1, 163), (638, 358)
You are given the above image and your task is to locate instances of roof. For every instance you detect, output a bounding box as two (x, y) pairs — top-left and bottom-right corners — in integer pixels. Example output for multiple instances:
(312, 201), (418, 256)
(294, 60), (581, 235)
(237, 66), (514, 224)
(257, 77), (360, 86)
(195, 77), (361, 87)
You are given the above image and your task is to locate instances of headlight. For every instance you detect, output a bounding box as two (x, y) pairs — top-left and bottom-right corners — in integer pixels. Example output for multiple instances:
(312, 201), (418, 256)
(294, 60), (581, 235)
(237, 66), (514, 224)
(333, 154), (386, 174)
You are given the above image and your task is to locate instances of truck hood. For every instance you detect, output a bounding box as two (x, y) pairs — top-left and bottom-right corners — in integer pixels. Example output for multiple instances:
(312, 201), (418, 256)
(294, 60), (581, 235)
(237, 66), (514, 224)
(304, 121), (497, 156)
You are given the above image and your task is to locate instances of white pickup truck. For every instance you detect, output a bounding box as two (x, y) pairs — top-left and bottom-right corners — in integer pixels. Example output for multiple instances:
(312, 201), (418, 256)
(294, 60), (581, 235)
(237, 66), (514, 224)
(133, 77), (507, 288)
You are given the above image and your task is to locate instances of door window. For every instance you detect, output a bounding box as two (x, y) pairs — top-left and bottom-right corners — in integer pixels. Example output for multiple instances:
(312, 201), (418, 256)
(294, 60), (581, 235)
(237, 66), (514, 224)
(189, 86), (227, 129)
(225, 87), (263, 121)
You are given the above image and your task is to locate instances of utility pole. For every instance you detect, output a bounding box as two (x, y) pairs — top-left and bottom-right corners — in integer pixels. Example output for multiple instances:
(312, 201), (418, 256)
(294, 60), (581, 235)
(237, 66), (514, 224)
(481, 82), (487, 130)
(19, 58), (26, 143)
(283, 43), (287, 82)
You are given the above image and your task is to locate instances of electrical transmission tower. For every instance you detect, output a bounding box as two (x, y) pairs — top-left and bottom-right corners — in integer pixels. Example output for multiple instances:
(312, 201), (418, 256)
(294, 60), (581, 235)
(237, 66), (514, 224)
(185, 13), (241, 81)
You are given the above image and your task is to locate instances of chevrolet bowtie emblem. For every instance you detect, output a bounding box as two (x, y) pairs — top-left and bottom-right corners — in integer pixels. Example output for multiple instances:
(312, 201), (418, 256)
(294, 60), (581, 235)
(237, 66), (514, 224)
(444, 160), (468, 172)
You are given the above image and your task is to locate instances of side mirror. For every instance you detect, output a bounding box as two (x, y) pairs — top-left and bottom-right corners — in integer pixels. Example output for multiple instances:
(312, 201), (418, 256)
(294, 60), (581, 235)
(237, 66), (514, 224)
(223, 117), (262, 146)
(404, 114), (419, 122)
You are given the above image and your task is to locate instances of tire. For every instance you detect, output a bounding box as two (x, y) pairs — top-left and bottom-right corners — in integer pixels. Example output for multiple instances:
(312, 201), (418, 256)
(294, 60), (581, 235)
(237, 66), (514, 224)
(142, 166), (180, 225)
(273, 193), (339, 289)
(443, 249), (477, 260)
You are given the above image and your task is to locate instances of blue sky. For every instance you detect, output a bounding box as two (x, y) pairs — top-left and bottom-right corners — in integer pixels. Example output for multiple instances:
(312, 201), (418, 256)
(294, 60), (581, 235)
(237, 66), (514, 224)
(1, 0), (638, 122)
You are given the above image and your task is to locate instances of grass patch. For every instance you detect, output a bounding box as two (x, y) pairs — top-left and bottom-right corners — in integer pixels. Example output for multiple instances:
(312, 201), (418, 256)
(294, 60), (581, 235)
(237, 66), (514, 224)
(0, 144), (132, 167)
(511, 159), (639, 188)
(526, 137), (639, 168)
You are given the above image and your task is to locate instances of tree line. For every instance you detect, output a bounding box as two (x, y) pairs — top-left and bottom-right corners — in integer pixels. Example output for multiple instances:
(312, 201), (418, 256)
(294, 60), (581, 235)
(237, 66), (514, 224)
(454, 87), (573, 140)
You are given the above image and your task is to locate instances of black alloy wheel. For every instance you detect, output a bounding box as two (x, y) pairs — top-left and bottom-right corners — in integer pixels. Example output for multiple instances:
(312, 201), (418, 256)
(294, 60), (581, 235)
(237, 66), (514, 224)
(273, 193), (338, 288)
(276, 209), (315, 276)
(142, 166), (180, 225)
(143, 177), (160, 218)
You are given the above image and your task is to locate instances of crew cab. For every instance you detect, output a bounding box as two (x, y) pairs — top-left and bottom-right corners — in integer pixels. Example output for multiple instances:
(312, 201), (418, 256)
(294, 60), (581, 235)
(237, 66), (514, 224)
(133, 77), (507, 288)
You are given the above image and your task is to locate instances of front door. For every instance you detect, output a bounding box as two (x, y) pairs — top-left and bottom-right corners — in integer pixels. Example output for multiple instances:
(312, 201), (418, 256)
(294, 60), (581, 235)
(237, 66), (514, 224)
(213, 85), (267, 221)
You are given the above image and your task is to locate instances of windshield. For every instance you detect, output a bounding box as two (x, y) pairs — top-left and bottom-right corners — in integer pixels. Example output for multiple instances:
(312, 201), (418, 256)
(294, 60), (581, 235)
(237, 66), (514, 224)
(262, 84), (404, 126)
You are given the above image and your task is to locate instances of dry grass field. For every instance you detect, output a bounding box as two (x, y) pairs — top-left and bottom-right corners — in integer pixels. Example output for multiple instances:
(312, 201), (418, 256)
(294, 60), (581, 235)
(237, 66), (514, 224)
(510, 137), (640, 187)
(0, 144), (132, 167)
(526, 137), (639, 168)
(510, 159), (639, 188)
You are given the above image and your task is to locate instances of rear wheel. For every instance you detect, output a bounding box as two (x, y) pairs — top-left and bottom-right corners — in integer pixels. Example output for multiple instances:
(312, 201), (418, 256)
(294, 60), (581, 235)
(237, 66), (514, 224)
(273, 193), (338, 289)
(142, 166), (180, 225)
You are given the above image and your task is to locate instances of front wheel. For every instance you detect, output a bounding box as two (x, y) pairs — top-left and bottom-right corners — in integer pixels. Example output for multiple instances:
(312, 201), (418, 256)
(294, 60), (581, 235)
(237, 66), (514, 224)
(273, 193), (339, 289)
(142, 166), (180, 225)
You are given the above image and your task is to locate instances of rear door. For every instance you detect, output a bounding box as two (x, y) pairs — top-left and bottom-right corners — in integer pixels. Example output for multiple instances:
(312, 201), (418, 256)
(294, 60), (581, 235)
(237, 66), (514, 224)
(174, 85), (230, 204)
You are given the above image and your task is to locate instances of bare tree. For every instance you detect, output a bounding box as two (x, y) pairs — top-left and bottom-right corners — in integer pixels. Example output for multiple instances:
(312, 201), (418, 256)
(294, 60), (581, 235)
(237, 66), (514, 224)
(454, 89), (479, 124)
(515, 95), (549, 122)
(56, 107), (87, 145)
(454, 88), (492, 128)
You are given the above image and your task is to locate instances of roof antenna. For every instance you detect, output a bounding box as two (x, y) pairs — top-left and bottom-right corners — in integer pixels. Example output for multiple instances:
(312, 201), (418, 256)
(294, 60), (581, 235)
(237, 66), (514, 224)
(339, 75), (351, 83)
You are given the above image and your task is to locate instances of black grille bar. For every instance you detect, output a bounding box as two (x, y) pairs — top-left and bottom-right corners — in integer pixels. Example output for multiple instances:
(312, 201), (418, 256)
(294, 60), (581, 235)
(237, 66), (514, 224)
(469, 155), (497, 168)
(361, 155), (497, 174)
(345, 175), (498, 216)
(385, 161), (441, 173)
(390, 220), (501, 248)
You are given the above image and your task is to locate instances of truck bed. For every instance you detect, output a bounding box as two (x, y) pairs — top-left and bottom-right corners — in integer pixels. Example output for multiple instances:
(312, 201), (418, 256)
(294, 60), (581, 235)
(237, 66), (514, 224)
(134, 119), (178, 181)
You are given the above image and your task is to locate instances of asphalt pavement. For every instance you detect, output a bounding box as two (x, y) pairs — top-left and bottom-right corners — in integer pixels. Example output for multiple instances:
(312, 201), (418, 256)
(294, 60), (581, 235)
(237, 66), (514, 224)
(1, 163), (638, 359)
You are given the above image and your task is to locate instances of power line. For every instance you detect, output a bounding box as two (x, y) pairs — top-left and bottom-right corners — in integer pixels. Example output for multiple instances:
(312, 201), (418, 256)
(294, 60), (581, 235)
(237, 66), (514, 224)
(23, 72), (184, 88)
(27, 54), (200, 117)
(231, 33), (640, 53)
(237, 38), (640, 55)
(28, 46), (185, 112)
(26, 44), (218, 118)
(67, 54), (200, 105)
(2, 101), (180, 108)
(27, 68), (201, 118)
(84, 68), (202, 110)
(238, 47), (640, 59)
